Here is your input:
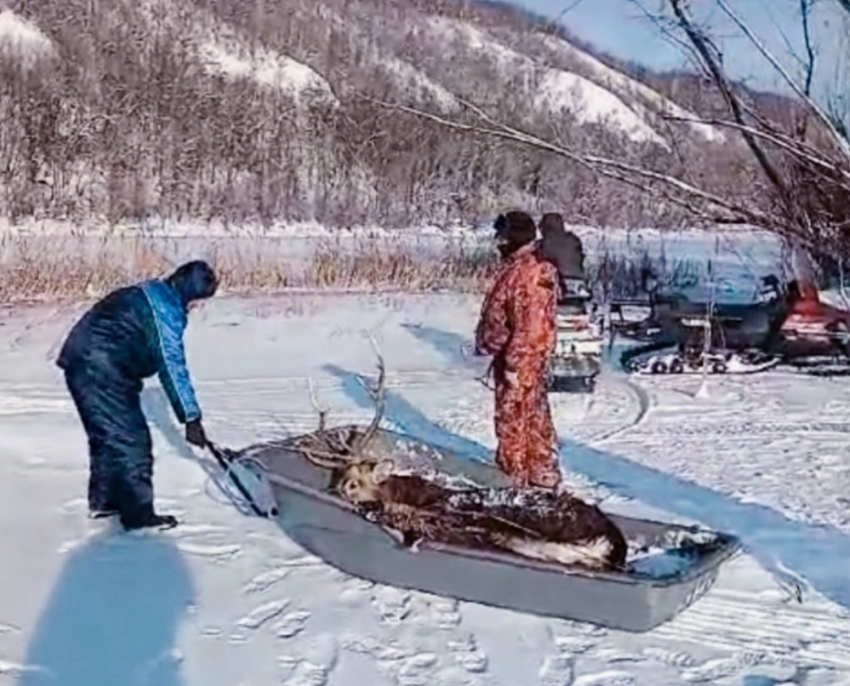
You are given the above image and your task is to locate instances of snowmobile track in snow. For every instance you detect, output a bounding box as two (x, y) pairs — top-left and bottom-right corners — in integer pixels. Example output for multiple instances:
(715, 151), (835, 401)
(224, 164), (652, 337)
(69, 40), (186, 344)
(0, 367), (475, 397)
(627, 419), (850, 437)
(586, 375), (651, 443)
(650, 588), (850, 671)
(0, 369), (483, 417)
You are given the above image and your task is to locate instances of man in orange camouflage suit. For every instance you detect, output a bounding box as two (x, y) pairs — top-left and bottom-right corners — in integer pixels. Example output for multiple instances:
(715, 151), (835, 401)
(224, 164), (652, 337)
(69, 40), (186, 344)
(474, 211), (562, 489)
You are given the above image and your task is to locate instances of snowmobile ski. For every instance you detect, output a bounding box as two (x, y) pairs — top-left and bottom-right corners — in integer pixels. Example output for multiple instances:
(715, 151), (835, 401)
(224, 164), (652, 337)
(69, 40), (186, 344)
(621, 343), (780, 376)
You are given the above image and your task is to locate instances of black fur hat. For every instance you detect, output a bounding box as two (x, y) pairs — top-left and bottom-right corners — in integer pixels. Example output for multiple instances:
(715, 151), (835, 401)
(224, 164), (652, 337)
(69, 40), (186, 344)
(539, 212), (566, 237)
(166, 260), (218, 305)
(494, 210), (537, 248)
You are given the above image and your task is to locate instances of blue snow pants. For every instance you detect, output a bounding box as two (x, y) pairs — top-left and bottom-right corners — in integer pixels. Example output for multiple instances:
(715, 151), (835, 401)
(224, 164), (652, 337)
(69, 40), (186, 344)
(64, 363), (155, 529)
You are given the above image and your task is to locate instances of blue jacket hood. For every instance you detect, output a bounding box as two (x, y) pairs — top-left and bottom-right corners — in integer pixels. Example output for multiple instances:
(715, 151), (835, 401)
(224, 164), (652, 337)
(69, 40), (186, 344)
(165, 261), (218, 306)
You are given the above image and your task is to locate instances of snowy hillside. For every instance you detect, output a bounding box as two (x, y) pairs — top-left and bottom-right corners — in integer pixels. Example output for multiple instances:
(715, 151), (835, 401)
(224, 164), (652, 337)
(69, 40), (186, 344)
(0, 0), (769, 230)
(2, 294), (850, 686)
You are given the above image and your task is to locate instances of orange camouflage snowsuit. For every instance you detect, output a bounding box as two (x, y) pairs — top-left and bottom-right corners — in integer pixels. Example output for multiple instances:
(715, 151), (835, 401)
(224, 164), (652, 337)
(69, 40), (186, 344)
(475, 243), (561, 489)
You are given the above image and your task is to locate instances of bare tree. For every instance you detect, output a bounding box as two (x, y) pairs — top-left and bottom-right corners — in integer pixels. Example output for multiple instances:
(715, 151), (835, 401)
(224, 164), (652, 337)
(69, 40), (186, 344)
(2, 0), (845, 236)
(655, 0), (850, 270)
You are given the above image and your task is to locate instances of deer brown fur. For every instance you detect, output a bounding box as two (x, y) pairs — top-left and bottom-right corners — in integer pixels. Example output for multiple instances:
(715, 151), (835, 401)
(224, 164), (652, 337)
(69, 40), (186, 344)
(327, 458), (628, 571)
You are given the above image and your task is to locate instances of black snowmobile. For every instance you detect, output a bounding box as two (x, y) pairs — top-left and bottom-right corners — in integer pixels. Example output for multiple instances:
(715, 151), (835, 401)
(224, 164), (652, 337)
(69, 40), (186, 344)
(547, 277), (604, 392)
(613, 275), (790, 375)
(538, 215), (603, 392)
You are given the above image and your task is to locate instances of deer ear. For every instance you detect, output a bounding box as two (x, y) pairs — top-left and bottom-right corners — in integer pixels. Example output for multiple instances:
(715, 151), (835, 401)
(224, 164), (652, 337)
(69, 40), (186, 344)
(372, 459), (394, 483)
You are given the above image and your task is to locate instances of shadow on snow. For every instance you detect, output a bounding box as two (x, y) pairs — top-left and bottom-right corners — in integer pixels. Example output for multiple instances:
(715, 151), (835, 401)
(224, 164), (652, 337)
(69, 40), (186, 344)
(560, 437), (850, 611)
(400, 322), (472, 367)
(322, 362), (492, 463)
(17, 533), (193, 686)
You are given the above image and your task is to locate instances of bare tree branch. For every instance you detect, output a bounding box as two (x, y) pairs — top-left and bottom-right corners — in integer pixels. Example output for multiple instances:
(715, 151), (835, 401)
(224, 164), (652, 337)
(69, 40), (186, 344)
(624, 0), (707, 73)
(662, 114), (850, 186)
(668, 0), (788, 192)
(357, 93), (792, 234)
(800, 0), (816, 99)
(715, 0), (850, 157)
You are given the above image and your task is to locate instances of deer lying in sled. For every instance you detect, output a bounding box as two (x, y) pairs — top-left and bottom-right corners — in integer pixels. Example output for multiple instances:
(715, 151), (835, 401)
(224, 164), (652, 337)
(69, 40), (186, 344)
(290, 337), (628, 572)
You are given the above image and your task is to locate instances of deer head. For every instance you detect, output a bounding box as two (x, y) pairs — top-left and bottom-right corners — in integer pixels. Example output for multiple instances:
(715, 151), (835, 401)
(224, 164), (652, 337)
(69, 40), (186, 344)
(328, 459), (394, 503)
(293, 330), (388, 494)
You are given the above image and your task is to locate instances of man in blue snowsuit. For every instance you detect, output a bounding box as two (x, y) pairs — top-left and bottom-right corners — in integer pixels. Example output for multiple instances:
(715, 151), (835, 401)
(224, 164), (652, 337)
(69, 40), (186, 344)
(57, 260), (218, 531)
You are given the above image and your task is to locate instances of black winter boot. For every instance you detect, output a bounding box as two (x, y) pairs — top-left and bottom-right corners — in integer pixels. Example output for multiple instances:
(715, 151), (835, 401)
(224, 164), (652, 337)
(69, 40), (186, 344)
(89, 508), (120, 519)
(122, 512), (179, 531)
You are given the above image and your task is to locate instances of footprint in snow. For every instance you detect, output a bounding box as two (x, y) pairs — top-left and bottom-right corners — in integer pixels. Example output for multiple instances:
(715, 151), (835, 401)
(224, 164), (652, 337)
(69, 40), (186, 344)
(338, 575), (377, 605)
(454, 651), (488, 675)
(338, 633), (413, 663)
(552, 635), (597, 656)
(339, 573), (376, 599)
(573, 670), (636, 686)
(445, 636), (488, 674)
(236, 599), (289, 630)
(562, 621), (607, 638)
(169, 523), (229, 537)
(279, 634), (338, 686)
(275, 610), (311, 638)
(640, 647), (696, 668)
(176, 541), (242, 560)
(432, 664), (484, 686)
(242, 567), (291, 594)
(680, 652), (766, 683)
(396, 653), (440, 686)
(538, 654), (575, 686)
(372, 586), (412, 625)
(587, 647), (645, 663)
(413, 596), (461, 630)
(281, 661), (332, 686)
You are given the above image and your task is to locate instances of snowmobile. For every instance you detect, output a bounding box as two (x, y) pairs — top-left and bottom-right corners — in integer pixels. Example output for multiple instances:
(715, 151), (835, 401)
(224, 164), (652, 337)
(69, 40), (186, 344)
(614, 272), (850, 376)
(547, 278), (604, 392)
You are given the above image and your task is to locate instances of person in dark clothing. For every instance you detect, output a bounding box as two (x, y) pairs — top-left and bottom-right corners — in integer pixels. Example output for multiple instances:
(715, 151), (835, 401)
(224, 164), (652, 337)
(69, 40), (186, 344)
(56, 260), (218, 531)
(538, 212), (586, 283)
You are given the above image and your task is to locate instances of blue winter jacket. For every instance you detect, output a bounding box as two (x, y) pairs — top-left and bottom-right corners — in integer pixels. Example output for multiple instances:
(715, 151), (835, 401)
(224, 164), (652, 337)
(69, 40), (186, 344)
(57, 275), (208, 424)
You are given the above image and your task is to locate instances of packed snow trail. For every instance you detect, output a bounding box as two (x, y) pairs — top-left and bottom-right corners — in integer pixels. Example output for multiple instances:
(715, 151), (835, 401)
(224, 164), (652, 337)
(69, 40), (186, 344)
(2, 293), (850, 686)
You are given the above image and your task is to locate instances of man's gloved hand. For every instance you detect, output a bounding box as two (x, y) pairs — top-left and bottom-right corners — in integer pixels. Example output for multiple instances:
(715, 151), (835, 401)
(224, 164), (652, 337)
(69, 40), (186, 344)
(185, 419), (208, 448)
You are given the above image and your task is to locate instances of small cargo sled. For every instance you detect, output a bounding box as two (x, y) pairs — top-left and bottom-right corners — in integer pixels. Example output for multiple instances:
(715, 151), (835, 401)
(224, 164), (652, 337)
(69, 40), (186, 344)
(240, 429), (740, 632)
(219, 342), (741, 632)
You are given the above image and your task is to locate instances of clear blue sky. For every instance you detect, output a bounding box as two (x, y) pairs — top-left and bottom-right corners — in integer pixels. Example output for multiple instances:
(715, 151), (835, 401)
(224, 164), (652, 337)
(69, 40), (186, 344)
(512, 0), (847, 105)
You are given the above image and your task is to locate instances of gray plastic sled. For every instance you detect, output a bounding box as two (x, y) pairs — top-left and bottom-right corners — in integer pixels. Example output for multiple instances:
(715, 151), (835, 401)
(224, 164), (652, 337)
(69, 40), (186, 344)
(244, 428), (741, 632)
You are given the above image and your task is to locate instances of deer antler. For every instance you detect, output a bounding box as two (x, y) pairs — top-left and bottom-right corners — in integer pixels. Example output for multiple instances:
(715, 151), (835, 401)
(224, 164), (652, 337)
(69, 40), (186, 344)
(307, 378), (329, 432)
(353, 330), (386, 454)
(291, 433), (348, 468)
(288, 332), (386, 471)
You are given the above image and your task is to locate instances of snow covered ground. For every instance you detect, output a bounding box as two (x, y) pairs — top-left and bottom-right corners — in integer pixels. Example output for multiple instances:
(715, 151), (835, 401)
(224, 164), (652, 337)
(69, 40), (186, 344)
(2, 292), (850, 686)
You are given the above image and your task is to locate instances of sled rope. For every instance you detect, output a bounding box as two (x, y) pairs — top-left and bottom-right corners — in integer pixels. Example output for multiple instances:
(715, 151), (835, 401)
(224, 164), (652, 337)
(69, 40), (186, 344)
(223, 453), (277, 517)
(206, 442), (278, 518)
(475, 360), (496, 390)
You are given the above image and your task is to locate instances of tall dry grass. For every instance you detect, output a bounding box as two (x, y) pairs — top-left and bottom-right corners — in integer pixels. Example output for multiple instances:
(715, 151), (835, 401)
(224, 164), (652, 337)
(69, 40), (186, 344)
(0, 233), (700, 302)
